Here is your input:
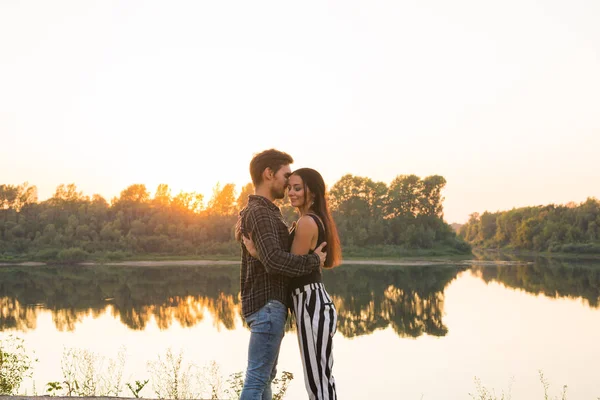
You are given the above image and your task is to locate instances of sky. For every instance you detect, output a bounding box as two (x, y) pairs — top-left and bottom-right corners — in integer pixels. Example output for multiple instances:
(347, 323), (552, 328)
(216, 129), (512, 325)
(1, 0), (599, 223)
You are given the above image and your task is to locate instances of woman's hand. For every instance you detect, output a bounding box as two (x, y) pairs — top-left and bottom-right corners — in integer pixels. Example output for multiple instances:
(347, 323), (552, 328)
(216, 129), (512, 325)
(234, 215), (242, 242)
(242, 233), (259, 259)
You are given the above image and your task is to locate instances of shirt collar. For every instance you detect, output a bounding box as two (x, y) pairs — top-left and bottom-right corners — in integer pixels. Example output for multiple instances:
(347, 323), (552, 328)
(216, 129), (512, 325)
(248, 194), (280, 212)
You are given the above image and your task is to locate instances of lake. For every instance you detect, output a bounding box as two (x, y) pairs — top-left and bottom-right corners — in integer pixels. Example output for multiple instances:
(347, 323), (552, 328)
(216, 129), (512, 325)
(1, 256), (599, 399)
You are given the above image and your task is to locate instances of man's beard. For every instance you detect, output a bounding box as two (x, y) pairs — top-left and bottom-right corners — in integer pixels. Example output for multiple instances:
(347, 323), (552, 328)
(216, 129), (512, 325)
(271, 185), (286, 200)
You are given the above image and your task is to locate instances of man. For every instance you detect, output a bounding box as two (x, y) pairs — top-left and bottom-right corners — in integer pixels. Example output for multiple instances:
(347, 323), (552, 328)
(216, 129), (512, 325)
(238, 149), (327, 400)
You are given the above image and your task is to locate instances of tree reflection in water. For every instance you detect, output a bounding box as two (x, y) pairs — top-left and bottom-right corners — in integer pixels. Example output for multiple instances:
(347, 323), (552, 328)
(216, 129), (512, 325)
(2, 259), (598, 337)
(470, 256), (600, 308)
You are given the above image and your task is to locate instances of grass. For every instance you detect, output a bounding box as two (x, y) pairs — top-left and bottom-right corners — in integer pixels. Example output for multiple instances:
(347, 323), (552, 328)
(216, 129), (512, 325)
(0, 336), (294, 400)
(3, 335), (599, 399)
(473, 247), (600, 261)
(0, 253), (240, 264)
(1, 245), (475, 265)
(98, 253), (240, 262)
(468, 371), (571, 400)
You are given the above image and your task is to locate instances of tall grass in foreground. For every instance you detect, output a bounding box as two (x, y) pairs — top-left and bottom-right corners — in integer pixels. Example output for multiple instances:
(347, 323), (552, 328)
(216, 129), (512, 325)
(0, 333), (292, 399)
(469, 371), (570, 400)
(48, 346), (292, 399)
(2, 335), (599, 399)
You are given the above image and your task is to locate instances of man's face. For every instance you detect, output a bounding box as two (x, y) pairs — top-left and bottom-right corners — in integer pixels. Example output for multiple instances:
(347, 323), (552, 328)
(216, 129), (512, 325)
(270, 164), (292, 200)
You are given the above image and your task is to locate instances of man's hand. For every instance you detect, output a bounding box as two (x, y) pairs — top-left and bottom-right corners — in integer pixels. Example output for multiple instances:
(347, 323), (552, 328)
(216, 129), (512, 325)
(313, 242), (328, 269)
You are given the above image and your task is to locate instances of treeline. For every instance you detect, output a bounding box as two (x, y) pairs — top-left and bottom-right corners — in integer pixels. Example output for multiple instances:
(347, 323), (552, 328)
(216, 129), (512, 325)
(0, 174), (469, 261)
(458, 197), (600, 254)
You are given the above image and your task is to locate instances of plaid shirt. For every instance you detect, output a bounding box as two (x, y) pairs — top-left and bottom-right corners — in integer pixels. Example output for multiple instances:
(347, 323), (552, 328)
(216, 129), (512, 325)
(239, 195), (320, 319)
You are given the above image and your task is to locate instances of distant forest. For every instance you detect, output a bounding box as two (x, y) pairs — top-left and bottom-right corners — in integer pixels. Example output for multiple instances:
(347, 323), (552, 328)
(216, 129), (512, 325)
(458, 198), (600, 254)
(0, 174), (470, 262)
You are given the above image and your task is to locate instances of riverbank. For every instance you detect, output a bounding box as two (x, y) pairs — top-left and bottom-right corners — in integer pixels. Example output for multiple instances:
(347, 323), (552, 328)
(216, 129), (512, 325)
(0, 243), (473, 265)
(0, 245), (477, 266)
(6, 251), (600, 268)
(0, 257), (464, 267)
(473, 247), (600, 261)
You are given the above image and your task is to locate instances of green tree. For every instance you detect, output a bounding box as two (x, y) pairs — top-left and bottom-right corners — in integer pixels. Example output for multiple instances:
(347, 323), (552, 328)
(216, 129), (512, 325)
(418, 175), (446, 217)
(386, 174), (421, 218)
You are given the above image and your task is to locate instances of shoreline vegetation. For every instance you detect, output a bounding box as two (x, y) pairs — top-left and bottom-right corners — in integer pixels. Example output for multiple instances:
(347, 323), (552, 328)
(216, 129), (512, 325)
(4, 247), (600, 267)
(0, 336), (588, 400)
(458, 197), (600, 255)
(0, 177), (471, 264)
(0, 258), (463, 267)
(0, 244), (475, 265)
(2, 181), (598, 265)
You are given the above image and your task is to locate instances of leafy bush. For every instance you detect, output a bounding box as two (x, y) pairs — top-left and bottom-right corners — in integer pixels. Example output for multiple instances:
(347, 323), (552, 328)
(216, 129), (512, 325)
(56, 247), (89, 264)
(34, 248), (60, 261)
(0, 335), (36, 395)
(104, 250), (129, 261)
(554, 243), (600, 254)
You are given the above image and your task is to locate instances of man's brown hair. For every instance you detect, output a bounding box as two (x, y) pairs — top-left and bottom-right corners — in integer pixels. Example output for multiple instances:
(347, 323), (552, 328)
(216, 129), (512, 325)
(249, 149), (294, 186)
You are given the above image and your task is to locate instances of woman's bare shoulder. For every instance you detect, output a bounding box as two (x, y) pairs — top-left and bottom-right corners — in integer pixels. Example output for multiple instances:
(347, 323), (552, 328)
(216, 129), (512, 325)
(295, 215), (319, 233)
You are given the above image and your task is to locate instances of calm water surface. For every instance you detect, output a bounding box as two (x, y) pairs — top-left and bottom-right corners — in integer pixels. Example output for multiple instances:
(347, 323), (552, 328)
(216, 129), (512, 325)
(1, 256), (599, 399)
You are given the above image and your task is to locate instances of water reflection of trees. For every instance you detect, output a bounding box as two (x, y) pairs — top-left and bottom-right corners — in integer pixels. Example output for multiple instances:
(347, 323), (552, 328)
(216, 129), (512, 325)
(0, 265), (241, 332)
(470, 257), (600, 308)
(323, 265), (463, 338)
(0, 264), (464, 338)
(0, 296), (39, 331)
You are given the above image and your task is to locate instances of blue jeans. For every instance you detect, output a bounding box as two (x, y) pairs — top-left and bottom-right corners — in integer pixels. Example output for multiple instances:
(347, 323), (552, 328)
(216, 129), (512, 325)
(240, 300), (288, 400)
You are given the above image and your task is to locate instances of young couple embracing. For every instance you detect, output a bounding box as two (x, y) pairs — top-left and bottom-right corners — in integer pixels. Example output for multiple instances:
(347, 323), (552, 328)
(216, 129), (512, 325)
(236, 149), (342, 400)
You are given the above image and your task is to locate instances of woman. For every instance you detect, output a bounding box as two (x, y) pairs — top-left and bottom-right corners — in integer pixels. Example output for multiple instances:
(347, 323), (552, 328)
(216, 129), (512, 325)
(242, 168), (342, 400)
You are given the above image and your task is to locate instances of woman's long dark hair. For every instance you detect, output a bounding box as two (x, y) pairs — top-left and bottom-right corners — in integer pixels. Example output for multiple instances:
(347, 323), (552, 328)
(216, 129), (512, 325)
(291, 168), (342, 268)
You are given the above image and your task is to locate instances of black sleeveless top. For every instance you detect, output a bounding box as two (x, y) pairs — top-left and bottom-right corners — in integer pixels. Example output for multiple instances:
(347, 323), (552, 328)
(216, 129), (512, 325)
(288, 213), (325, 291)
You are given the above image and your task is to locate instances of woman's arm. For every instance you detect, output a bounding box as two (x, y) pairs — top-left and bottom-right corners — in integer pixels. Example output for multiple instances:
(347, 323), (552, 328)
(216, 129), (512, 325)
(245, 207), (324, 276)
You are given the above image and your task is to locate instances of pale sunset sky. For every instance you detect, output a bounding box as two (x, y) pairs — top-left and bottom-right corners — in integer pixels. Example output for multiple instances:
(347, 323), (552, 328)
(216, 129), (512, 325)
(1, 1), (599, 223)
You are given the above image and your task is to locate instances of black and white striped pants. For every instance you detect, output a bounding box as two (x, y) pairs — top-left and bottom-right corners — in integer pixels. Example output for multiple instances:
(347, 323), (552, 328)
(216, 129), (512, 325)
(291, 282), (338, 400)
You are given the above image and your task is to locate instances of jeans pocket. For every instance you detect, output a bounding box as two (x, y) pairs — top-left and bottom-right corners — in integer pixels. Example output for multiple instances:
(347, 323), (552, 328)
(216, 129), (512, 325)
(248, 301), (287, 334)
(266, 300), (288, 335)
(266, 299), (286, 310)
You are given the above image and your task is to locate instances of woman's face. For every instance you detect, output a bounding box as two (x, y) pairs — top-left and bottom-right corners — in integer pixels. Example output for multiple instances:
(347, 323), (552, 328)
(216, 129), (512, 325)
(287, 174), (310, 209)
